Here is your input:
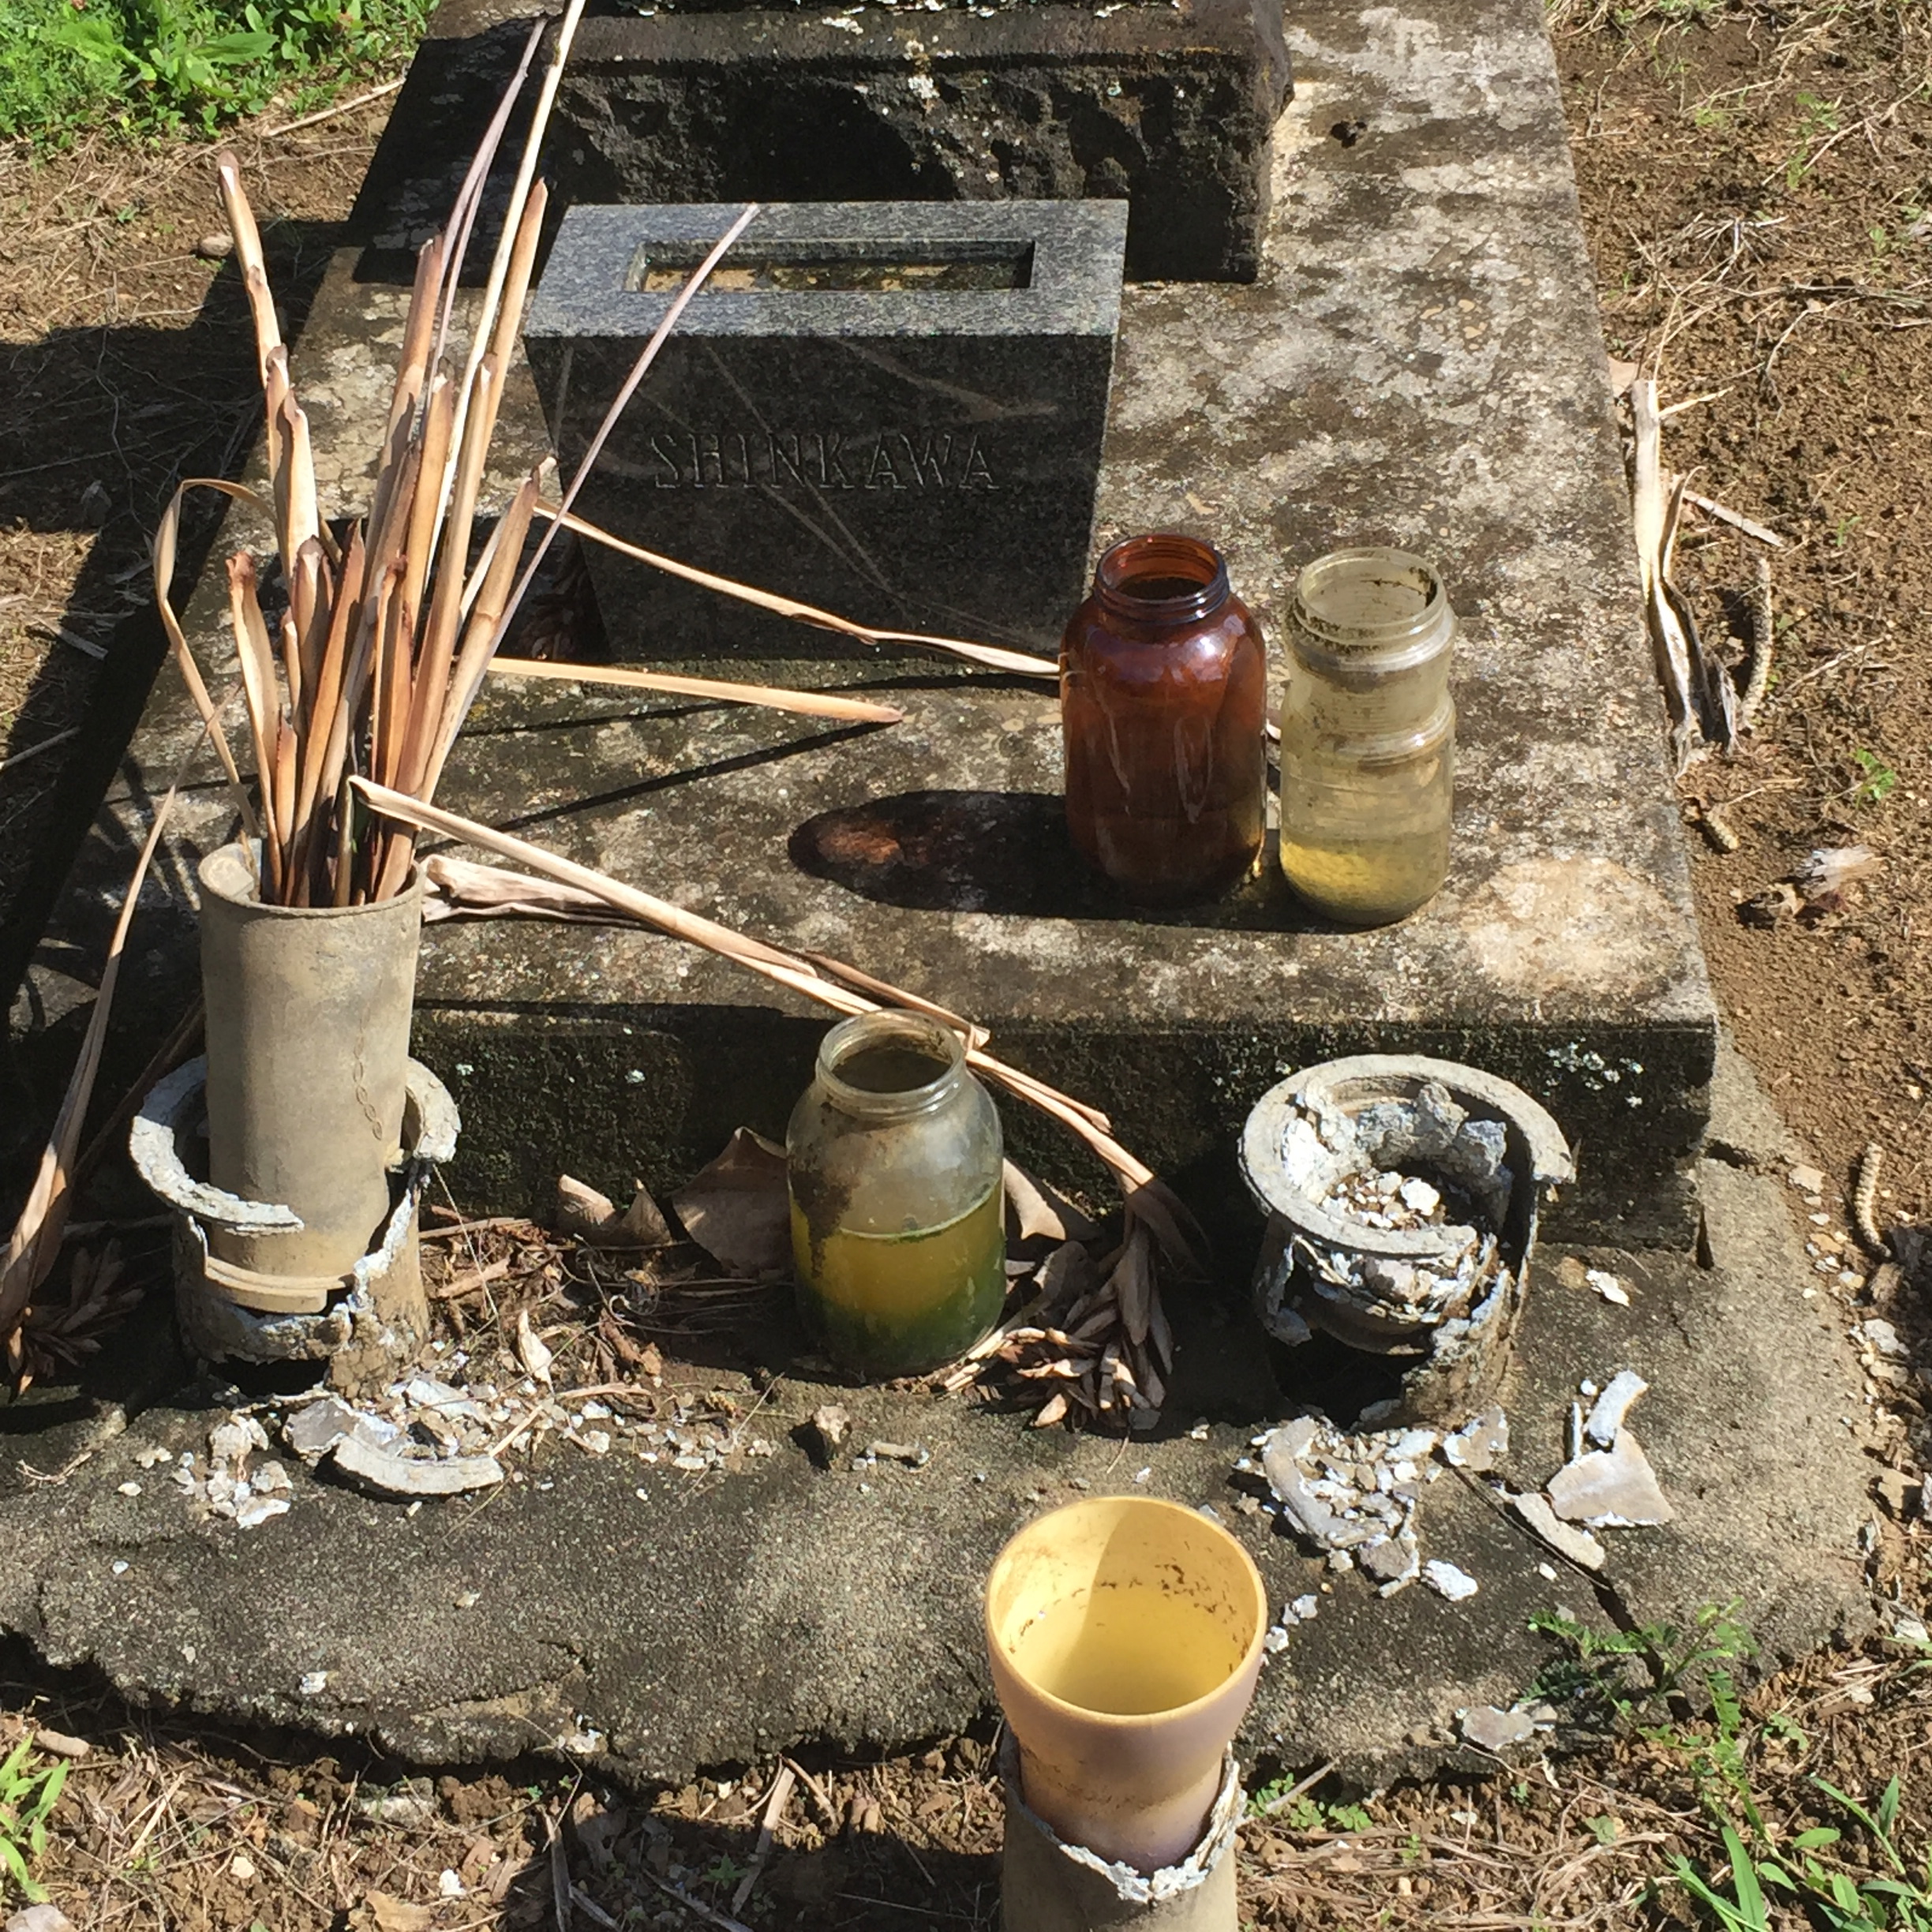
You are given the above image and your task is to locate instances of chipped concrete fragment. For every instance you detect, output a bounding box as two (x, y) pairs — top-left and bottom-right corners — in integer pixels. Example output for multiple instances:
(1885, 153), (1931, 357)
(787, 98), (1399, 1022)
(1548, 1430), (1673, 1527)
(1443, 1408), (1508, 1472)
(234, 1494), (291, 1530)
(1423, 1560), (1479, 1601)
(1459, 1705), (1536, 1751)
(811, 1405), (851, 1459)
(1507, 1490), (1606, 1570)
(1585, 1268), (1630, 1306)
(285, 1397), (358, 1461)
(330, 1435), (505, 1498)
(1585, 1370), (1648, 1448)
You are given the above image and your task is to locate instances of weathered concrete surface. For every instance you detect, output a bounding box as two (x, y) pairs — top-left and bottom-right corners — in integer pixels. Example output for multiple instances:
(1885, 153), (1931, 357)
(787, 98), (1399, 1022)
(0, 1135), (1877, 1784)
(547, 0), (1291, 284)
(13, 0), (1717, 1252)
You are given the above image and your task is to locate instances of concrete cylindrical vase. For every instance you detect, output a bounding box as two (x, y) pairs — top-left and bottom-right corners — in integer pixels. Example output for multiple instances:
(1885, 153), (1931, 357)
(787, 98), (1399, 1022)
(985, 1495), (1267, 1917)
(1240, 1054), (1573, 1427)
(198, 840), (424, 1279)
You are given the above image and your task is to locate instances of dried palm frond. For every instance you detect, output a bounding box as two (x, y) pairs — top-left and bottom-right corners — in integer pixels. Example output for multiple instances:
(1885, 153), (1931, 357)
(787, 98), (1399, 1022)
(355, 786), (1205, 1422)
(151, 1), (785, 909)
(17, 1245), (145, 1390)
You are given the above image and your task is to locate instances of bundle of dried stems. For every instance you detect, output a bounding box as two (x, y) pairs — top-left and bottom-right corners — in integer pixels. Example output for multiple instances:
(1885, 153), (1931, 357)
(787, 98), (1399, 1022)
(151, 0), (786, 907)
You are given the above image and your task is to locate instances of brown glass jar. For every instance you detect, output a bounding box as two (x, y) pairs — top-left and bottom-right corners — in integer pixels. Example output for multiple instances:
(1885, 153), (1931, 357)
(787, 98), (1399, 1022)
(1061, 534), (1268, 904)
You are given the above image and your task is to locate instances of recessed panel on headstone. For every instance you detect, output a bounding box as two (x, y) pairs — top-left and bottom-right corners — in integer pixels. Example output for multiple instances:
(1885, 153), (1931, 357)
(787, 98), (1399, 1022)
(523, 200), (1126, 660)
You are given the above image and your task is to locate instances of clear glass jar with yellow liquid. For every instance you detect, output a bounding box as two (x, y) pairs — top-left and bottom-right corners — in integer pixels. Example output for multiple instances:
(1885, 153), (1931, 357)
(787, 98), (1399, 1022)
(787, 1010), (1005, 1379)
(1279, 547), (1456, 926)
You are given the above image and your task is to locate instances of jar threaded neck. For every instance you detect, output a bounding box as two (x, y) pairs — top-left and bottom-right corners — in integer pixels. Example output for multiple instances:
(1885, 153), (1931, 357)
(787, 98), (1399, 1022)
(815, 1011), (967, 1122)
(1093, 533), (1230, 628)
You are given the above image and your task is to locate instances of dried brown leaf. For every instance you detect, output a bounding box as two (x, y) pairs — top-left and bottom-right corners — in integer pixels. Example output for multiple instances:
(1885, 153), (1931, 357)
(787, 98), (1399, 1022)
(672, 1129), (791, 1278)
(1003, 1161), (1099, 1245)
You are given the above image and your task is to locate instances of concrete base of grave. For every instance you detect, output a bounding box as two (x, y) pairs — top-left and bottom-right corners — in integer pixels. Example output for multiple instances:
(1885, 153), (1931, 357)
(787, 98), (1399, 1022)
(0, 1042), (1881, 1784)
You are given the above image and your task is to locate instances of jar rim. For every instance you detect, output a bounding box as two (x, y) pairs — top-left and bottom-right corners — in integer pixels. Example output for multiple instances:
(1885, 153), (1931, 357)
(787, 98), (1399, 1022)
(1291, 547), (1449, 649)
(815, 1010), (967, 1119)
(1094, 532), (1231, 626)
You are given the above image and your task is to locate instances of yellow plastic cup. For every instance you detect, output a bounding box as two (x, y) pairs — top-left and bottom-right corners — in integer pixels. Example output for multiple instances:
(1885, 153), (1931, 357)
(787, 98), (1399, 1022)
(984, 1496), (1268, 1874)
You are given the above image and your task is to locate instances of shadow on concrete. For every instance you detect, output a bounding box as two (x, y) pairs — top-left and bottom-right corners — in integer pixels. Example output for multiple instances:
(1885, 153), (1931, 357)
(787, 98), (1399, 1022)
(788, 789), (1330, 930)
(0, 219), (348, 1187)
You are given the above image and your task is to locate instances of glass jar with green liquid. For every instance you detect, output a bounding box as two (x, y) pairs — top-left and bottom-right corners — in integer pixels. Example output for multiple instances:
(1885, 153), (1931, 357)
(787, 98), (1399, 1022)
(1279, 547), (1456, 926)
(787, 1011), (1005, 1379)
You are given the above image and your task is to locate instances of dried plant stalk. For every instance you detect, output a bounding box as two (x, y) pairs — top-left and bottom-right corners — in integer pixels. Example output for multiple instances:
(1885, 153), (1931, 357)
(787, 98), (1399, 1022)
(159, 0), (778, 908)
(487, 656), (905, 726)
(2, 713), (227, 1369)
(353, 781), (1156, 1192)
(538, 503), (1061, 680)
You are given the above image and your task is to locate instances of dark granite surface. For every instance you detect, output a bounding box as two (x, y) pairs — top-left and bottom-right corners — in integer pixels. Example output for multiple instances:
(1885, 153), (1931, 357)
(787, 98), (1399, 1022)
(525, 200), (1126, 656)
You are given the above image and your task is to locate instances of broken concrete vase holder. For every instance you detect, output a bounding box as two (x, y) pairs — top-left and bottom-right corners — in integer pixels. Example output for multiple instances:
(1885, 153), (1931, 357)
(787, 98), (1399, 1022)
(998, 1734), (1243, 1932)
(131, 1054), (456, 1393)
(983, 1496), (1267, 1883)
(128, 841), (448, 1392)
(1240, 1054), (1574, 1428)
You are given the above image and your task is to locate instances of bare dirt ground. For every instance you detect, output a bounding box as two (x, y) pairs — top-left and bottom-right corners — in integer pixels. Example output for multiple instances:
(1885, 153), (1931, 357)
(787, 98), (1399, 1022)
(4, 2), (1932, 1927)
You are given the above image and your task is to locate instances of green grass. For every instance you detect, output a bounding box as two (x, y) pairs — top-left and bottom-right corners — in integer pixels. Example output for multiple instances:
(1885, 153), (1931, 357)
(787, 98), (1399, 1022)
(0, 0), (430, 144)
(0, 1735), (67, 1901)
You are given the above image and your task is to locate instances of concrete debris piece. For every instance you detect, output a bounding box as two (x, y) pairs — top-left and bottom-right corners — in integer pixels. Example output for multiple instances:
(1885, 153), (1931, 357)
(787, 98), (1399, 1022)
(1854, 1320), (1908, 1361)
(1251, 1411), (1448, 1568)
(811, 1405), (851, 1462)
(234, 1495), (291, 1530)
(1548, 1429), (1673, 1528)
(1584, 1370), (1649, 1449)
(359, 1782), (437, 1828)
(1271, 1470), (1342, 1548)
(252, 1460), (292, 1495)
(1458, 1705), (1536, 1752)
(1874, 1468), (1923, 1521)
(1423, 1560), (1479, 1601)
(1789, 1165), (1828, 1196)
(7, 1908), (78, 1932)
(331, 1434), (505, 1499)
(1373, 1533), (1421, 1597)
(299, 1671), (328, 1694)
(1507, 1490), (1606, 1571)
(1585, 1268), (1630, 1306)
(209, 1414), (269, 1466)
(1890, 1615), (1930, 1647)
(1443, 1408), (1508, 1472)
(1289, 1593), (1320, 1622)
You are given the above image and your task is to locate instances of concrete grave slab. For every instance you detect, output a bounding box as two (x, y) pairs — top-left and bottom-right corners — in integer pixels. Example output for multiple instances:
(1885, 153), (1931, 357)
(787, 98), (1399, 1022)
(0, 1142), (1877, 1785)
(13, 0), (1719, 1254)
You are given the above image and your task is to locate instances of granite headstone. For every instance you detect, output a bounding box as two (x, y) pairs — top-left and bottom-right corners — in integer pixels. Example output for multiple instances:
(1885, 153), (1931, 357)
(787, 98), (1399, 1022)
(523, 199), (1128, 659)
